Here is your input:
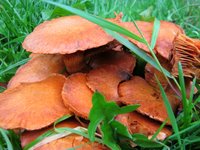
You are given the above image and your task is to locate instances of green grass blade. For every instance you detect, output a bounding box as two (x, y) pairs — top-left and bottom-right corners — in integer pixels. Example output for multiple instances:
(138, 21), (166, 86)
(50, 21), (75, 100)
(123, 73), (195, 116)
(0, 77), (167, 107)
(0, 128), (13, 150)
(43, 0), (145, 43)
(150, 118), (168, 141)
(0, 58), (30, 76)
(150, 18), (160, 49)
(178, 62), (190, 127)
(155, 76), (182, 148)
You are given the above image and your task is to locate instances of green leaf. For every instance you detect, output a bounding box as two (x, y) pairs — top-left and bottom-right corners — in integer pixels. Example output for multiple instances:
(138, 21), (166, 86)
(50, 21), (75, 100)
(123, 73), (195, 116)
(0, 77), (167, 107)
(88, 92), (139, 148)
(44, 0), (145, 43)
(150, 18), (160, 49)
(110, 120), (132, 139)
(132, 133), (162, 148)
(101, 122), (121, 150)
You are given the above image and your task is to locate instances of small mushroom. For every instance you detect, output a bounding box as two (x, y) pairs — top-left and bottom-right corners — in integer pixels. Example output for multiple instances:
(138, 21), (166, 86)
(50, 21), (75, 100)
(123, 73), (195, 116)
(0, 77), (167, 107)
(0, 74), (70, 130)
(62, 73), (93, 119)
(116, 112), (171, 141)
(7, 54), (65, 88)
(86, 65), (131, 101)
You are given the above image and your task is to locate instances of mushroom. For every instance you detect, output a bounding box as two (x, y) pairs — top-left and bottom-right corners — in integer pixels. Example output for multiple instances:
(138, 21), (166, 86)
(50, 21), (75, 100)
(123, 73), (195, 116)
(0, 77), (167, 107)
(86, 65), (131, 101)
(21, 119), (107, 150)
(116, 112), (171, 141)
(7, 54), (65, 88)
(22, 16), (116, 54)
(118, 76), (180, 124)
(62, 73), (93, 119)
(0, 74), (71, 130)
(0, 15), (193, 147)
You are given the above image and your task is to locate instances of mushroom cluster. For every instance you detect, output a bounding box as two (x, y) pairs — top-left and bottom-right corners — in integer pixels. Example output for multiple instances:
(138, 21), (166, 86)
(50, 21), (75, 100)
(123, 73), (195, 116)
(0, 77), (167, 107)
(0, 15), (199, 149)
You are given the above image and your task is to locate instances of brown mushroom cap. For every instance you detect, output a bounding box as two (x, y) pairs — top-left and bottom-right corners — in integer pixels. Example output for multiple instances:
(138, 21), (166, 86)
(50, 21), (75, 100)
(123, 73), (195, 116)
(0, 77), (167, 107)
(86, 65), (131, 101)
(118, 76), (180, 123)
(116, 112), (171, 140)
(22, 16), (114, 54)
(122, 21), (184, 60)
(62, 73), (93, 119)
(7, 54), (65, 88)
(21, 119), (107, 150)
(0, 74), (70, 130)
(89, 51), (136, 73)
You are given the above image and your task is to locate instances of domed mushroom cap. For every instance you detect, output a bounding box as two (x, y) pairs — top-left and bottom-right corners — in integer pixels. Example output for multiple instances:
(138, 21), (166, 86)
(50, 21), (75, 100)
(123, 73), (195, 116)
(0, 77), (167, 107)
(0, 74), (70, 130)
(8, 54), (65, 88)
(22, 16), (114, 54)
(21, 120), (107, 150)
(62, 73), (93, 119)
(118, 76), (180, 123)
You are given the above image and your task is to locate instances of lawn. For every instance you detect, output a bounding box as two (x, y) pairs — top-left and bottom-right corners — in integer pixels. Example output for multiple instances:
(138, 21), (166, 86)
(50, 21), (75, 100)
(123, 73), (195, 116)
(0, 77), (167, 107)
(0, 0), (200, 149)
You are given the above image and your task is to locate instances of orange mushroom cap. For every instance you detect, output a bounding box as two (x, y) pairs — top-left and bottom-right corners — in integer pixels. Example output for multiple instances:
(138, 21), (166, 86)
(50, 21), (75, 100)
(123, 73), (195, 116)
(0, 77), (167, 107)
(121, 21), (184, 60)
(62, 73), (93, 119)
(118, 76), (180, 123)
(7, 54), (65, 89)
(22, 16), (114, 54)
(89, 51), (136, 73)
(0, 74), (70, 130)
(116, 112), (171, 140)
(86, 65), (131, 101)
(21, 119), (106, 150)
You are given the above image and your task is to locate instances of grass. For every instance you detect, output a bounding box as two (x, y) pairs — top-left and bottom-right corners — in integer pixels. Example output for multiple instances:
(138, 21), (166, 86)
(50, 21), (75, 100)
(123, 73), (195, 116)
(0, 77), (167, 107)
(0, 0), (200, 149)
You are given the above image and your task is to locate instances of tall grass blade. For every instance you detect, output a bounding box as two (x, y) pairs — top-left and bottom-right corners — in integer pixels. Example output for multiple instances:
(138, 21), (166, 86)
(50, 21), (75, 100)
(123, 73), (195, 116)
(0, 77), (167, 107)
(178, 62), (190, 127)
(44, 0), (145, 43)
(150, 18), (160, 49)
(155, 76), (182, 148)
(0, 128), (13, 150)
(0, 58), (30, 76)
